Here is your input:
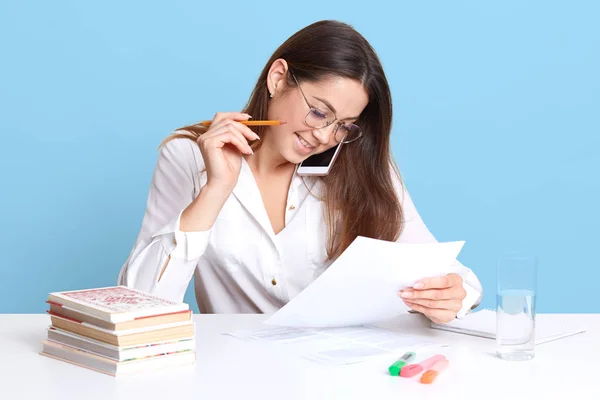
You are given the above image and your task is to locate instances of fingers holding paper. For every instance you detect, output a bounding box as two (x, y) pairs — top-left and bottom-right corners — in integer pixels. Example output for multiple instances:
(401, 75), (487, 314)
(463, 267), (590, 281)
(398, 273), (466, 324)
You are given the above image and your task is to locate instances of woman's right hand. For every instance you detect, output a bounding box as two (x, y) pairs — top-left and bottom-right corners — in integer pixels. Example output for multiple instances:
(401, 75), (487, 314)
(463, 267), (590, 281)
(196, 112), (260, 193)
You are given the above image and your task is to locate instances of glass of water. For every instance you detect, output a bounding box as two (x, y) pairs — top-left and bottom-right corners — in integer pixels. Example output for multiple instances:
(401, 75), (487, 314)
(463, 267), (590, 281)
(496, 251), (537, 361)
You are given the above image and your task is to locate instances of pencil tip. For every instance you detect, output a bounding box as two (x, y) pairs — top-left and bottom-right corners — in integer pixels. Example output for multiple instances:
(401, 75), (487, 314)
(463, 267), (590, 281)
(280, 121), (287, 125)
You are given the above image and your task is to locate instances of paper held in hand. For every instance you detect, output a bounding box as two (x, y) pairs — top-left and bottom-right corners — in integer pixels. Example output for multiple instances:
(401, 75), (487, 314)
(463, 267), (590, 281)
(265, 236), (466, 328)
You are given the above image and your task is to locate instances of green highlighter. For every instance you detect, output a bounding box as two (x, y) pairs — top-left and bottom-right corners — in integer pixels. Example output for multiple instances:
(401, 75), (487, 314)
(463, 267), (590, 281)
(388, 352), (416, 376)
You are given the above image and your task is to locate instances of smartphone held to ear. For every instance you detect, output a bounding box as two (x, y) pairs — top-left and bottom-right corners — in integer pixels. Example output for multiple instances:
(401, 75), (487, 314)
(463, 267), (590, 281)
(296, 144), (343, 176)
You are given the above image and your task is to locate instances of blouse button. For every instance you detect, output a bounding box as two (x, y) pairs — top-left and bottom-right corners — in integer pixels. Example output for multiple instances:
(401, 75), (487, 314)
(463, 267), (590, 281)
(288, 205), (296, 210)
(271, 278), (277, 286)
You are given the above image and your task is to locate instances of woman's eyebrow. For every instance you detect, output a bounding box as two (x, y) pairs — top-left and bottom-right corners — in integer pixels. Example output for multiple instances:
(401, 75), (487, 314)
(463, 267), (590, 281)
(313, 96), (360, 120)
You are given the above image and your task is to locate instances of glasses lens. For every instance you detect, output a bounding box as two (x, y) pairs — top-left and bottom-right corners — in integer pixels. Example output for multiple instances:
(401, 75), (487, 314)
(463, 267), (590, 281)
(336, 124), (362, 143)
(305, 108), (335, 129)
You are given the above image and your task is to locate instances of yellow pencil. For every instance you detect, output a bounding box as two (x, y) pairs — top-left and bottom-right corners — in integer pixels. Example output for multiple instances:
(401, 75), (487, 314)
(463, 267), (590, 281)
(200, 120), (286, 127)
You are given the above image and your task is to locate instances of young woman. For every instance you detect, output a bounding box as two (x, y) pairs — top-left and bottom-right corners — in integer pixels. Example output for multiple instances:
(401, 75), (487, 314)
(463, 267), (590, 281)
(118, 20), (482, 324)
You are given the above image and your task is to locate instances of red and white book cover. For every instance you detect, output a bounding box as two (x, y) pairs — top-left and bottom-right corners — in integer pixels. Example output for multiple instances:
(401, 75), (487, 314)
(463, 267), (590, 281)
(47, 286), (189, 323)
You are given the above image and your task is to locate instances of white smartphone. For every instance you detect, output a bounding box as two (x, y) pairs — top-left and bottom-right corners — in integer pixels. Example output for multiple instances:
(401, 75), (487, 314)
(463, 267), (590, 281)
(297, 143), (344, 176)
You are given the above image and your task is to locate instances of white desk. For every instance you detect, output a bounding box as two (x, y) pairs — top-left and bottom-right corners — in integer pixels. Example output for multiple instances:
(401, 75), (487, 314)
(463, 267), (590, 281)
(1, 313), (598, 400)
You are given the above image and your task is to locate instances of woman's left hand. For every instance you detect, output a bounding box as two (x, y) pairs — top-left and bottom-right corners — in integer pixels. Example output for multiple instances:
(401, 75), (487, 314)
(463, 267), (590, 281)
(398, 273), (466, 324)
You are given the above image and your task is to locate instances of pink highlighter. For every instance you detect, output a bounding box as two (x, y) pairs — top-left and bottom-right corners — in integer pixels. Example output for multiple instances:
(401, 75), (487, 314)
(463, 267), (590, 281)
(400, 355), (446, 378)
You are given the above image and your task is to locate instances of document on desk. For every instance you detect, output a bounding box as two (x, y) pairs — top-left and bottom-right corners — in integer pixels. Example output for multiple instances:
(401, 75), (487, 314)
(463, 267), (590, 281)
(227, 325), (446, 366)
(265, 236), (465, 328)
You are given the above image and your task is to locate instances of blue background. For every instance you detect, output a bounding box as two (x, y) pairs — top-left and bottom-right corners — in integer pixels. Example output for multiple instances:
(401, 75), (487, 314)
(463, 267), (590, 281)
(1, 1), (598, 313)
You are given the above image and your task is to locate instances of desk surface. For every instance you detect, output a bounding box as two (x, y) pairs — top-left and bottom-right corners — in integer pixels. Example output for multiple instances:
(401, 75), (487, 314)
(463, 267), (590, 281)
(1, 313), (599, 400)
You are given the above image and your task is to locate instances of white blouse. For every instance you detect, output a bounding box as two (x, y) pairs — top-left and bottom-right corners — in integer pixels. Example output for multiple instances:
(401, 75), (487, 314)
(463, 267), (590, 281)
(118, 137), (483, 317)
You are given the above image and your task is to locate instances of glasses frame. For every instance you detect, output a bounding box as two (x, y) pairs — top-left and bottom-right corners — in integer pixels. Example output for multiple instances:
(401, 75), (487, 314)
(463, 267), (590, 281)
(290, 72), (363, 144)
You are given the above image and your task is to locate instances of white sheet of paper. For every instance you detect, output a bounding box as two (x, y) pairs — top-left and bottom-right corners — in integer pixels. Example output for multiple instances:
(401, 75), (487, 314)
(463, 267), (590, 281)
(225, 325), (445, 365)
(265, 236), (465, 328)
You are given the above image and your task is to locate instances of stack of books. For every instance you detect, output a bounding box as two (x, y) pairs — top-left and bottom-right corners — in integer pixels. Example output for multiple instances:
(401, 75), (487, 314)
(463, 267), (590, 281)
(39, 286), (196, 376)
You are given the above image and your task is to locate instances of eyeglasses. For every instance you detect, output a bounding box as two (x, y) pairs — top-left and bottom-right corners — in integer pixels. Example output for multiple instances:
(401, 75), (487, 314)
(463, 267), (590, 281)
(290, 72), (363, 144)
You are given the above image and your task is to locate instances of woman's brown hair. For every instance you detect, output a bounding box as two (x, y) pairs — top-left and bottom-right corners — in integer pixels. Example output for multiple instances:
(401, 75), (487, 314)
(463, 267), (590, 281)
(164, 20), (404, 260)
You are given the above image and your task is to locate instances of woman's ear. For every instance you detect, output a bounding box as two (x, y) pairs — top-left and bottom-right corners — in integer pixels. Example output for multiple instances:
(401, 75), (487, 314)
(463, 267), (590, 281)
(266, 58), (289, 98)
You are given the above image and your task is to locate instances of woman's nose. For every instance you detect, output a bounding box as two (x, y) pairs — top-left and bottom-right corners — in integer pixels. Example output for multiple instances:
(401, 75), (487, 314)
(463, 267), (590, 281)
(311, 124), (336, 145)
